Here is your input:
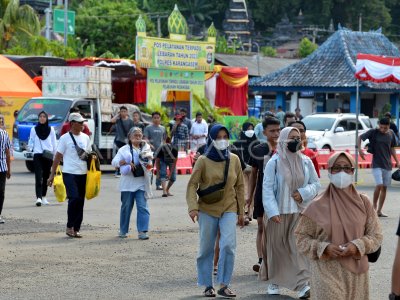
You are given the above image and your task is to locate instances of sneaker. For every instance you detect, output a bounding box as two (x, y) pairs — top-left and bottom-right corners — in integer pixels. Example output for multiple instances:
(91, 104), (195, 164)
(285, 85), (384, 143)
(138, 232), (149, 240)
(0, 216), (4, 224)
(74, 231), (82, 238)
(42, 197), (49, 205)
(298, 285), (310, 299)
(119, 233), (127, 238)
(35, 198), (42, 207)
(253, 263), (261, 273)
(66, 227), (75, 237)
(267, 284), (280, 295)
(156, 185), (163, 191)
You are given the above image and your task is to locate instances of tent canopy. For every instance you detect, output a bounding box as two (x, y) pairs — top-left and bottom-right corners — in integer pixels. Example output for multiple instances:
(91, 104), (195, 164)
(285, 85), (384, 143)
(0, 55), (41, 97)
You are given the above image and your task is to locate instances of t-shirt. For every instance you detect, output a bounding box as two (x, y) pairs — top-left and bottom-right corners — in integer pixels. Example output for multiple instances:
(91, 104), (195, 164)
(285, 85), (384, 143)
(143, 124), (166, 152)
(276, 111), (285, 128)
(132, 121), (146, 132)
(361, 129), (396, 170)
(57, 132), (91, 175)
(249, 142), (272, 202)
(155, 144), (178, 164)
(115, 118), (134, 143)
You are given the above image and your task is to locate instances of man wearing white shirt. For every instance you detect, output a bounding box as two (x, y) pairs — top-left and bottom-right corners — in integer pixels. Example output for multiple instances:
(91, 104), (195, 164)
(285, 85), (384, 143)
(47, 113), (91, 238)
(190, 112), (208, 152)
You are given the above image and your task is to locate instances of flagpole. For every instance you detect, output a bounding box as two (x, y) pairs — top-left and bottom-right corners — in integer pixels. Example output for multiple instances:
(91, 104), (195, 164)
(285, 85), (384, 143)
(355, 79), (360, 183)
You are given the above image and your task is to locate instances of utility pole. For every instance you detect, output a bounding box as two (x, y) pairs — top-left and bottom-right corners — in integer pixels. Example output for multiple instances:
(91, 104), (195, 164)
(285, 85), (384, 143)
(45, 0), (52, 40)
(359, 13), (362, 32)
(64, 0), (68, 46)
(157, 16), (161, 38)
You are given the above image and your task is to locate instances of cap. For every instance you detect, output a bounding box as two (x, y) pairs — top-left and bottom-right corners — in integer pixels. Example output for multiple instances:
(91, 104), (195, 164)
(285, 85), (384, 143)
(69, 113), (87, 123)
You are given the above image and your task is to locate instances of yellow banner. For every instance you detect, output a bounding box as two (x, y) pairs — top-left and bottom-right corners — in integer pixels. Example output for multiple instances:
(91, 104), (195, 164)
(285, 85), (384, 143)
(135, 36), (215, 71)
(0, 97), (29, 138)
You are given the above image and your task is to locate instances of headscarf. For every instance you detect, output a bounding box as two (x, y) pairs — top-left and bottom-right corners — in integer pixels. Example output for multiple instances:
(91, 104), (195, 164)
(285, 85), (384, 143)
(302, 151), (368, 274)
(242, 122), (253, 132)
(34, 111), (51, 140)
(204, 123), (230, 162)
(277, 127), (305, 193)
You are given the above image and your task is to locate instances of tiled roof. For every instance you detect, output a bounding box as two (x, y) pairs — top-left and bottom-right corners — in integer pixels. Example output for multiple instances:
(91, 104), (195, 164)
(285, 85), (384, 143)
(215, 53), (299, 77)
(250, 28), (400, 90)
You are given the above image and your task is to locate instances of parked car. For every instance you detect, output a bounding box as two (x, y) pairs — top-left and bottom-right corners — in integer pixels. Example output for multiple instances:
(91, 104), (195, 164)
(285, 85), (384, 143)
(303, 113), (372, 151)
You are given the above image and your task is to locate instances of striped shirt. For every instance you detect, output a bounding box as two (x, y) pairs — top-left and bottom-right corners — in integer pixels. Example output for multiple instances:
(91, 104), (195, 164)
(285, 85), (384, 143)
(0, 129), (11, 172)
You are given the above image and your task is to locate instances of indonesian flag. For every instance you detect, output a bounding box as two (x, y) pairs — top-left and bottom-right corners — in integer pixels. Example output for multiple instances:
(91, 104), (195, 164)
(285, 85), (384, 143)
(355, 53), (400, 83)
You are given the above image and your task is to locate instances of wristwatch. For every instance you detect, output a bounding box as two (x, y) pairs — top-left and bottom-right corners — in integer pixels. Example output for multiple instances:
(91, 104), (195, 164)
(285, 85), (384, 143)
(389, 293), (400, 300)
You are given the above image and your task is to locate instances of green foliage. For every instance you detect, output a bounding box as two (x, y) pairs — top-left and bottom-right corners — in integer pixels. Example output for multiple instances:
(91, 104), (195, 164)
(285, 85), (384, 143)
(215, 35), (243, 54)
(245, 116), (261, 126)
(298, 37), (318, 58)
(261, 46), (277, 57)
(180, 0), (219, 23)
(75, 0), (155, 57)
(193, 94), (232, 123)
(4, 35), (77, 58)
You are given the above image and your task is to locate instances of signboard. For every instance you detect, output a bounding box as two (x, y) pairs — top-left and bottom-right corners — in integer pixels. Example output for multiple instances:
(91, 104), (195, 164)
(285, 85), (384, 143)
(53, 9), (75, 35)
(146, 68), (205, 109)
(254, 95), (262, 107)
(0, 97), (30, 138)
(136, 36), (215, 71)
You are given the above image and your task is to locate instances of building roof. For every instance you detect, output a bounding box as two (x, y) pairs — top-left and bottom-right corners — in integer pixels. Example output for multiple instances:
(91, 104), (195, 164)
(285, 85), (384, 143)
(250, 28), (400, 90)
(215, 53), (299, 77)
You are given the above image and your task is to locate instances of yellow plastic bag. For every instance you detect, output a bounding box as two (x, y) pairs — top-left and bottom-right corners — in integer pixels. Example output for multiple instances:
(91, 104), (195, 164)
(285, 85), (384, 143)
(85, 159), (101, 200)
(53, 166), (66, 202)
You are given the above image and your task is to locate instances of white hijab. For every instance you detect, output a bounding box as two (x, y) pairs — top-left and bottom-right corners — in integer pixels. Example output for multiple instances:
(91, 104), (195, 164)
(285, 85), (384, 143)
(277, 127), (305, 193)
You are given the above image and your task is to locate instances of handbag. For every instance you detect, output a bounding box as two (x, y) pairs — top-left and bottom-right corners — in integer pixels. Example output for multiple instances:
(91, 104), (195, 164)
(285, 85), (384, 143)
(392, 169), (400, 181)
(38, 139), (54, 161)
(367, 246), (381, 263)
(85, 159), (101, 200)
(130, 144), (145, 177)
(196, 159), (230, 204)
(53, 166), (66, 202)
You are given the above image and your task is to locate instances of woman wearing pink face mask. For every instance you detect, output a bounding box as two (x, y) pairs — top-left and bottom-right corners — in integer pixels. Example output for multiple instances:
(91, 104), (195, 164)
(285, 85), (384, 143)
(295, 151), (383, 300)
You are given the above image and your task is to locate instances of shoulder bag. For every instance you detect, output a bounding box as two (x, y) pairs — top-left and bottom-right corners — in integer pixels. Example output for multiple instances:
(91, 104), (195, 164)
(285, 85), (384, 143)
(38, 139), (54, 161)
(196, 159), (230, 204)
(130, 144), (145, 177)
(69, 132), (100, 170)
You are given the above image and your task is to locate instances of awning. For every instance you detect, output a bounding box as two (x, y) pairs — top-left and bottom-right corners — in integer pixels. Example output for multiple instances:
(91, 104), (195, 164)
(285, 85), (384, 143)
(355, 53), (400, 83)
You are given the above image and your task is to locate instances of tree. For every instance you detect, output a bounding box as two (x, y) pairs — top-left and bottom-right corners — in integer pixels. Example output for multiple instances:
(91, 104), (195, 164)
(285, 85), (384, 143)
(261, 46), (276, 57)
(75, 0), (155, 57)
(180, 0), (219, 23)
(298, 37), (317, 58)
(0, 0), (40, 51)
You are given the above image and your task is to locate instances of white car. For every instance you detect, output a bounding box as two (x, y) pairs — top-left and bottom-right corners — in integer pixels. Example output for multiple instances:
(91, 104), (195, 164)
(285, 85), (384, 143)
(303, 113), (372, 151)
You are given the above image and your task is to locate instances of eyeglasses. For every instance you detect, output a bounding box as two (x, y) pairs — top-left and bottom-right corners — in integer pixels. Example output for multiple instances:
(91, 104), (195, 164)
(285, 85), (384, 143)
(330, 166), (355, 174)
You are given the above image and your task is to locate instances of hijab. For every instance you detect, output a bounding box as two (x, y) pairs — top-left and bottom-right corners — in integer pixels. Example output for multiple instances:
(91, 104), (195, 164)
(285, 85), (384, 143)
(239, 122), (256, 141)
(277, 127), (305, 193)
(302, 151), (369, 274)
(34, 111), (51, 140)
(204, 124), (230, 162)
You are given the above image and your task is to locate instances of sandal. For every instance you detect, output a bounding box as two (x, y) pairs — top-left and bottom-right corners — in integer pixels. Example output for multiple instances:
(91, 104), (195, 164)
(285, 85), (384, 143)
(66, 227), (74, 237)
(162, 194), (168, 197)
(204, 286), (216, 297)
(217, 286), (236, 298)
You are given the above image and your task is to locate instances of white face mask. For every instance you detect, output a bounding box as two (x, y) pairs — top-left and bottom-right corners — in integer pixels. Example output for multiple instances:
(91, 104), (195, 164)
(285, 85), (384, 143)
(328, 172), (353, 189)
(213, 139), (229, 150)
(244, 130), (255, 138)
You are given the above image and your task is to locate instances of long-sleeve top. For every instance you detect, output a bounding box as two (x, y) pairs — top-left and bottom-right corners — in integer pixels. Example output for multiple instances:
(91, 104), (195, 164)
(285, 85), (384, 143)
(28, 127), (57, 154)
(186, 154), (245, 217)
(262, 154), (320, 219)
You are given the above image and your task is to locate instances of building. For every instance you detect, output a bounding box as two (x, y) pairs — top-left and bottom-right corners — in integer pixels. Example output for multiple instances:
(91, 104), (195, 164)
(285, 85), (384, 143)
(250, 28), (400, 118)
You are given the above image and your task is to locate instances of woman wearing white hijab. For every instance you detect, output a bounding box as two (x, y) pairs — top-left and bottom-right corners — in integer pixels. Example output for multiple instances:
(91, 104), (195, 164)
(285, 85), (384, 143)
(262, 127), (320, 298)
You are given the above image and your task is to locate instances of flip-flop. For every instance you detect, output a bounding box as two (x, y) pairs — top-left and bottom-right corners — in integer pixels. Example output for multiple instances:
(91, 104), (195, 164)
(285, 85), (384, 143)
(217, 286), (236, 298)
(377, 212), (388, 217)
(204, 286), (216, 297)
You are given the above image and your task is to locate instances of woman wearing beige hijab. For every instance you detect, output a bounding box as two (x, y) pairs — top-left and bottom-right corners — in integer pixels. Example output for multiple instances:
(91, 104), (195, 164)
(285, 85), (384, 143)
(262, 127), (320, 298)
(295, 151), (383, 299)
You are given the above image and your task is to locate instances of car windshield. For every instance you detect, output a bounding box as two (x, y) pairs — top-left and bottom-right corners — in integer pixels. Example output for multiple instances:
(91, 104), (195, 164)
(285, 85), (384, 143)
(303, 116), (336, 131)
(17, 99), (71, 124)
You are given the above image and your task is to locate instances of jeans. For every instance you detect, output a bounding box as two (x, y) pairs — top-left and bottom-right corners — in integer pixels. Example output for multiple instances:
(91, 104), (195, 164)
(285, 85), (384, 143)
(159, 159), (177, 182)
(197, 211), (237, 287)
(0, 172), (6, 215)
(120, 190), (150, 235)
(63, 173), (87, 232)
(33, 154), (52, 199)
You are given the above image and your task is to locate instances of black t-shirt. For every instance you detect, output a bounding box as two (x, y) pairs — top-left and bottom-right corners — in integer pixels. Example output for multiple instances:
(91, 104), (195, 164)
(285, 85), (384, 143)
(249, 142), (272, 202)
(361, 129), (396, 170)
(155, 144), (178, 164)
(397, 218), (400, 237)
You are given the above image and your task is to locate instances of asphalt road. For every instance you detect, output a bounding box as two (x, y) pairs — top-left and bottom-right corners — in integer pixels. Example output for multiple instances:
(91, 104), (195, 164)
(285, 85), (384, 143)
(0, 161), (399, 299)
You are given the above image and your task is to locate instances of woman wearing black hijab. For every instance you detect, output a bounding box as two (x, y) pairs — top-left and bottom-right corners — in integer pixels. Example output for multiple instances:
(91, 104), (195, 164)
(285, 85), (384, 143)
(28, 111), (57, 206)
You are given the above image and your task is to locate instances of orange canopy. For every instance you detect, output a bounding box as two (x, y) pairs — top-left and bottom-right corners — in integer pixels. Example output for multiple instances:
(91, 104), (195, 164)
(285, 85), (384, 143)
(0, 55), (41, 97)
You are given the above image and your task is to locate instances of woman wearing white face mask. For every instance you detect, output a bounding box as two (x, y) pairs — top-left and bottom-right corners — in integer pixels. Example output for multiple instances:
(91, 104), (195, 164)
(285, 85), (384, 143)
(262, 127), (320, 299)
(295, 151), (383, 300)
(187, 124), (245, 298)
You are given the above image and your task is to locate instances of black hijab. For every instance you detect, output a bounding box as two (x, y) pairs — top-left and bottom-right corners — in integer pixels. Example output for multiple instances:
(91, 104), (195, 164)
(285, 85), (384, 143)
(35, 111), (51, 140)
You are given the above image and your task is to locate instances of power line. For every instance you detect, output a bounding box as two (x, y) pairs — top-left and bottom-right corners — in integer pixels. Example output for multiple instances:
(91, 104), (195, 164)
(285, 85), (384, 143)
(75, 11), (170, 19)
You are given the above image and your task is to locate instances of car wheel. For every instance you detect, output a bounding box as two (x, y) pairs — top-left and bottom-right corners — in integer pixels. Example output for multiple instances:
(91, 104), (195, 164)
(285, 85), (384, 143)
(322, 145), (332, 151)
(25, 160), (35, 173)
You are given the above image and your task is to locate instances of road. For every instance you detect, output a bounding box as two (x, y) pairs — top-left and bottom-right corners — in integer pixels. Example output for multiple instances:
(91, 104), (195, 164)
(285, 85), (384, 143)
(0, 161), (399, 299)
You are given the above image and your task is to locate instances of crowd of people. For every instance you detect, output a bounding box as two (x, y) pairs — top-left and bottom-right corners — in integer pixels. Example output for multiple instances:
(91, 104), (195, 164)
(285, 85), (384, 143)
(0, 105), (398, 299)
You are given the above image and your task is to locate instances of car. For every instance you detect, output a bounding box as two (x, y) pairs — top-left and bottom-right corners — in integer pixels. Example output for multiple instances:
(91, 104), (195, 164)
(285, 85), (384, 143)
(303, 113), (372, 151)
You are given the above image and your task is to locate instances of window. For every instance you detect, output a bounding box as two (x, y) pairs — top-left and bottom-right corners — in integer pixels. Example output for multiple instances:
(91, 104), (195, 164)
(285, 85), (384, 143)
(17, 99), (71, 124)
(74, 102), (92, 119)
(336, 120), (348, 131)
(302, 116), (336, 131)
(347, 119), (363, 131)
(362, 118), (373, 129)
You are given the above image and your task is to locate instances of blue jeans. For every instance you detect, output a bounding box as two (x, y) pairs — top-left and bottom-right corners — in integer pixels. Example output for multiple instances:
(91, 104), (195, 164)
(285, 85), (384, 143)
(159, 159), (177, 182)
(197, 211), (237, 287)
(120, 190), (149, 235)
(63, 173), (87, 232)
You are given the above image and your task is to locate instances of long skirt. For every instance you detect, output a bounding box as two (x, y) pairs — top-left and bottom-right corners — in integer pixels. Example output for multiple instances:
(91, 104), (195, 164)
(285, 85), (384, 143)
(263, 213), (310, 291)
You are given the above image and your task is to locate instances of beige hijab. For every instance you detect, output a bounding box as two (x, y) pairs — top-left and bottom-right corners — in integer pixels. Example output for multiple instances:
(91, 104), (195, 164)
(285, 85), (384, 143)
(302, 151), (368, 274)
(277, 127), (305, 193)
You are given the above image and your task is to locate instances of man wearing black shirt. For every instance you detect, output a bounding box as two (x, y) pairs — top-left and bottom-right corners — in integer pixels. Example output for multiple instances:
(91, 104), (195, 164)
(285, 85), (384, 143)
(248, 117), (281, 272)
(155, 138), (178, 197)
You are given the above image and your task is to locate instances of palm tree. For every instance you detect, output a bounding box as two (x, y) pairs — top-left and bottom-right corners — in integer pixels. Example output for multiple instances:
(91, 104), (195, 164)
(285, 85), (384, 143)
(193, 94), (232, 123)
(0, 0), (40, 50)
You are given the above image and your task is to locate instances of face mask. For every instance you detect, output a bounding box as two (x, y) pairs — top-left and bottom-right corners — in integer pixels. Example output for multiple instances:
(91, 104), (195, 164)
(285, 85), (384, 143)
(244, 130), (255, 138)
(213, 139), (229, 150)
(287, 139), (301, 153)
(328, 172), (353, 189)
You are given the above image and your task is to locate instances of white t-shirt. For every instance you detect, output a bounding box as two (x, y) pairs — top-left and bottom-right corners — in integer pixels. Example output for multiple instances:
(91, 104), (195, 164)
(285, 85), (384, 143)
(57, 132), (91, 175)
